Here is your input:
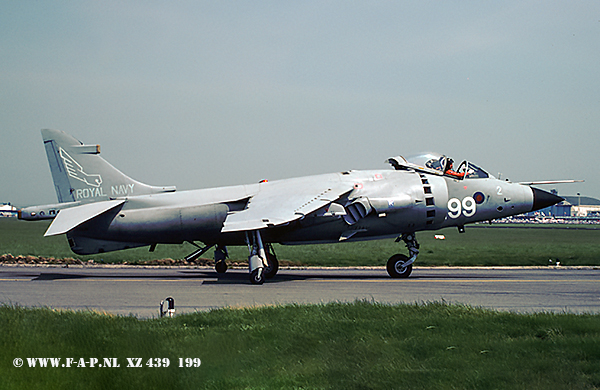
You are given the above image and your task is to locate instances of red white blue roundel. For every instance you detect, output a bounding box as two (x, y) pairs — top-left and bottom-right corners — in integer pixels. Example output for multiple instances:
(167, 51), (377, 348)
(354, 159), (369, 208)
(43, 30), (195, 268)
(473, 191), (485, 204)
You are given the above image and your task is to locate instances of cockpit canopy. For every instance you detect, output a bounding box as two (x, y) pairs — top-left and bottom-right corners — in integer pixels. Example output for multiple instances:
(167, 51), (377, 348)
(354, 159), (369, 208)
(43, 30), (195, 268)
(455, 160), (490, 179)
(405, 153), (492, 180)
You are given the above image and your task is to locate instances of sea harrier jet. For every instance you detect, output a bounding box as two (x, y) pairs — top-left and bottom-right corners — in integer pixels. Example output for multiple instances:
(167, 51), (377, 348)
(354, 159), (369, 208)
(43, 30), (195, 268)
(19, 130), (572, 284)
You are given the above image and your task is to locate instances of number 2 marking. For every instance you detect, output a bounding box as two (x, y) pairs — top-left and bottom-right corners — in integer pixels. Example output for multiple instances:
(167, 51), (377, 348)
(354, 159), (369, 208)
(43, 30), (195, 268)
(447, 197), (477, 218)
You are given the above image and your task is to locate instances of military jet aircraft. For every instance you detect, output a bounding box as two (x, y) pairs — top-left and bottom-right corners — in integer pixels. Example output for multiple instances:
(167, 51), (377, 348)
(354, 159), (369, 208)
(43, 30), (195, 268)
(19, 129), (571, 284)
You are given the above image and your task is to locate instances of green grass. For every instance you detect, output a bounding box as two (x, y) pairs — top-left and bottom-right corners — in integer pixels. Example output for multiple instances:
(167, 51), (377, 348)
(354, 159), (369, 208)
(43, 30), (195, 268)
(1, 301), (599, 389)
(274, 225), (600, 267)
(1, 219), (600, 266)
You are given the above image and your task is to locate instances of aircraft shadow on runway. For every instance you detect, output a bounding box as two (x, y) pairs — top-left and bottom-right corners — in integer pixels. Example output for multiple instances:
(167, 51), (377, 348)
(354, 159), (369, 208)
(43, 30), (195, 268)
(27, 269), (509, 284)
(30, 270), (311, 283)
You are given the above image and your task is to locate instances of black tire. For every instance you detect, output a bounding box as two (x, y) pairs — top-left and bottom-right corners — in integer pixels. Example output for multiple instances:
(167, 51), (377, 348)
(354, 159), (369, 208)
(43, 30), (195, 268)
(386, 254), (413, 278)
(215, 260), (227, 274)
(250, 268), (265, 285)
(264, 252), (279, 279)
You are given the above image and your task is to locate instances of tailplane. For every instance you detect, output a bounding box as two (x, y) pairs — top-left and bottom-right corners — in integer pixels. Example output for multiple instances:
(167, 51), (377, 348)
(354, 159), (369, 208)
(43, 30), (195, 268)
(42, 129), (175, 203)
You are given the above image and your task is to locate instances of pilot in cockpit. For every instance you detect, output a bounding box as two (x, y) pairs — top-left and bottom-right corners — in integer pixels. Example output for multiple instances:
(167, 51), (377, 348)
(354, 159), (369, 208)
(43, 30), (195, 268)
(425, 156), (465, 179)
(443, 158), (465, 179)
(417, 153), (489, 180)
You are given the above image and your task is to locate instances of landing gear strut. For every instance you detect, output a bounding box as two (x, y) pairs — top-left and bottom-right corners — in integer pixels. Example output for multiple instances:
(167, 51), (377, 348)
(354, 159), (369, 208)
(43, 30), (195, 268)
(245, 232), (279, 284)
(387, 233), (419, 278)
(246, 231), (268, 285)
(184, 242), (230, 274)
(185, 242), (214, 262)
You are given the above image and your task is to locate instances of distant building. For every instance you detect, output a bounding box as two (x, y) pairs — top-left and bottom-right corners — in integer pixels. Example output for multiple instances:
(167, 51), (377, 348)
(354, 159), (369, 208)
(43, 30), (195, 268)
(548, 189), (572, 216)
(562, 195), (600, 217)
(0, 203), (18, 218)
(523, 191), (600, 219)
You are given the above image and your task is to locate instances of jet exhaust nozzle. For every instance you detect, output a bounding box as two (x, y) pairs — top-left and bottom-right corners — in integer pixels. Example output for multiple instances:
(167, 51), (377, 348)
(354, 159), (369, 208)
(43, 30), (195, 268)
(344, 198), (372, 225)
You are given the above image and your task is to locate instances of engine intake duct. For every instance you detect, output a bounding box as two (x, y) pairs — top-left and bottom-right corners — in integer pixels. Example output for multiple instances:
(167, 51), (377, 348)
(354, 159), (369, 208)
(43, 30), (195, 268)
(368, 194), (413, 213)
(343, 194), (414, 225)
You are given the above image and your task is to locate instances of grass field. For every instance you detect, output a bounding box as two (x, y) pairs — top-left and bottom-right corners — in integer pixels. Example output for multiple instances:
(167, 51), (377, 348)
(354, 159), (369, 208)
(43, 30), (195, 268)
(2, 219), (599, 267)
(2, 220), (599, 388)
(2, 301), (599, 389)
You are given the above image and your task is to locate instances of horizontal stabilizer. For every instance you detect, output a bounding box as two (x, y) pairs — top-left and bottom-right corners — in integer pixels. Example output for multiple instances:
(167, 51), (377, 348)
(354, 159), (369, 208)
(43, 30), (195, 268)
(44, 200), (126, 236)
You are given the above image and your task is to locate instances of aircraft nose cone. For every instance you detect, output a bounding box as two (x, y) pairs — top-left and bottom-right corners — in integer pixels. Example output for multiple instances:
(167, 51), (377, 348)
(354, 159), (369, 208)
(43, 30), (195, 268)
(531, 187), (564, 212)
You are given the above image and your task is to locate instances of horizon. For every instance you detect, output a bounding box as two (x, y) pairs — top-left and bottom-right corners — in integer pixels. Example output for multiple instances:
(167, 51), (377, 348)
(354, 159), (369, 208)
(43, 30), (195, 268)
(2, 2), (598, 206)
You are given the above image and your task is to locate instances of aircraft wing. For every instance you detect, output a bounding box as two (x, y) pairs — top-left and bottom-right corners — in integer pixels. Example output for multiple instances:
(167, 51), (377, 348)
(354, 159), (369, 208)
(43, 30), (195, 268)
(222, 178), (352, 233)
(45, 200), (126, 236)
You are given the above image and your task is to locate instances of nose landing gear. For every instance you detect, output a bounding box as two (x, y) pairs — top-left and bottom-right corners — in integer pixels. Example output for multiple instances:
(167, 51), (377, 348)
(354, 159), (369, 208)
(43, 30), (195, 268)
(387, 233), (419, 278)
(246, 231), (267, 284)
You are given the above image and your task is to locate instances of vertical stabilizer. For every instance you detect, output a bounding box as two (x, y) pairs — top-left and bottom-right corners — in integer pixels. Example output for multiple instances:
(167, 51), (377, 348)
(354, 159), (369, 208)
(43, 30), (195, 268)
(42, 129), (175, 203)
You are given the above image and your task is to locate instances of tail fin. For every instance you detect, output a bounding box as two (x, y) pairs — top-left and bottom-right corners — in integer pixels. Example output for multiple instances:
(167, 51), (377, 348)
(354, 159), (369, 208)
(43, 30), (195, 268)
(42, 129), (175, 203)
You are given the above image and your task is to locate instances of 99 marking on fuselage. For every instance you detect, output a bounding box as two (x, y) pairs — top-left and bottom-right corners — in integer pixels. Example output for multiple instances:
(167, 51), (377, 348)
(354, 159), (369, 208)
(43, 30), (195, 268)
(447, 197), (477, 219)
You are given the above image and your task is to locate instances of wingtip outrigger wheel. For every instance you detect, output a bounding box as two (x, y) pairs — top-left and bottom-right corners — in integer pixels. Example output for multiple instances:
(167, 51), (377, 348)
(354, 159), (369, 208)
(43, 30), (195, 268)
(387, 233), (419, 278)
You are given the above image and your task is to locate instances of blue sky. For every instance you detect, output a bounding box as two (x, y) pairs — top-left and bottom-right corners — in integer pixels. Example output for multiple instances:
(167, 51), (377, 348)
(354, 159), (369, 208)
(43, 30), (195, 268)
(1, 1), (598, 206)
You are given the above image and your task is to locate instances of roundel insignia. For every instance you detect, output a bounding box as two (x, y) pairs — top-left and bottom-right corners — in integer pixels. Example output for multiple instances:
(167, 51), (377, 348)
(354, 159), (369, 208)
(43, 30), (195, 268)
(473, 191), (486, 204)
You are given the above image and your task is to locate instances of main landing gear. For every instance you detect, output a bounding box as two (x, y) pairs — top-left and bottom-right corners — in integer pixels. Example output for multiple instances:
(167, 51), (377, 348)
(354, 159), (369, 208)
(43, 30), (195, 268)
(246, 231), (279, 284)
(386, 233), (419, 278)
(185, 233), (279, 284)
(263, 243), (279, 279)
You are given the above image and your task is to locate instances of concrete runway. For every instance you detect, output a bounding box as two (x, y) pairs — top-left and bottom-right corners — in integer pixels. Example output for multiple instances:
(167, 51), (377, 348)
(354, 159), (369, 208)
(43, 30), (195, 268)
(1, 265), (599, 318)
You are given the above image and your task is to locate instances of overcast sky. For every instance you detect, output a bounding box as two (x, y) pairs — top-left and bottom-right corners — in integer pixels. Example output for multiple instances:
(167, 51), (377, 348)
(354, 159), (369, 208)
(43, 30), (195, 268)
(2, 1), (598, 207)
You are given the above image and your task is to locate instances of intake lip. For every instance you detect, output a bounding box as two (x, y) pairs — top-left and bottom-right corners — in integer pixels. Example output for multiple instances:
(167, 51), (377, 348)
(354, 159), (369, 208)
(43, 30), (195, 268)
(530, 187), (564, 212)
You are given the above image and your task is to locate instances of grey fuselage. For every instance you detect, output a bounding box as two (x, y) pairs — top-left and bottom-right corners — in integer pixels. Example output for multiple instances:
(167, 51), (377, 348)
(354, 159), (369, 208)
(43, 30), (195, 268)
(58, 169), (533, 254)
(17, 129), (566, 284)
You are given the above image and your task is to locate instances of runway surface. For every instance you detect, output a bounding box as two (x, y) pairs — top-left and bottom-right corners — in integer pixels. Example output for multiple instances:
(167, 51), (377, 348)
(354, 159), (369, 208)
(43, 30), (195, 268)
(1, 265), (598, 317)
